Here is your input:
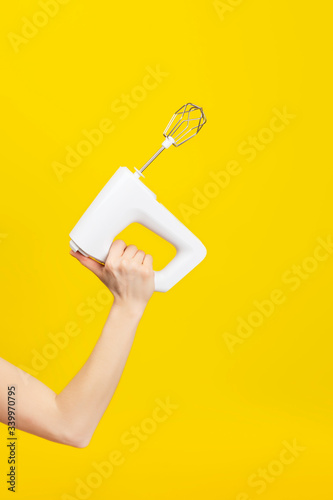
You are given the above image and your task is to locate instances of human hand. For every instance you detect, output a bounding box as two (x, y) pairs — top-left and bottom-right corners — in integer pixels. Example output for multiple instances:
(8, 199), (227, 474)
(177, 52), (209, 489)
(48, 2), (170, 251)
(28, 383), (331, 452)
(70, 240), (154, 314)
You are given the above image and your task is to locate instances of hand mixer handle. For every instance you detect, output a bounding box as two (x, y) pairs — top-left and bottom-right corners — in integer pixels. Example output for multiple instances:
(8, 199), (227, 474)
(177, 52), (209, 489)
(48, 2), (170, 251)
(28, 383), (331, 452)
(69, 167), (206, 292)
(135, 201), (207, 292)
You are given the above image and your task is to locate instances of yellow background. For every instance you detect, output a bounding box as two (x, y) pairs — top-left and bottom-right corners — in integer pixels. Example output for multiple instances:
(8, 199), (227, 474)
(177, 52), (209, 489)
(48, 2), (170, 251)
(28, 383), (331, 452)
(0, 0), (332, 499)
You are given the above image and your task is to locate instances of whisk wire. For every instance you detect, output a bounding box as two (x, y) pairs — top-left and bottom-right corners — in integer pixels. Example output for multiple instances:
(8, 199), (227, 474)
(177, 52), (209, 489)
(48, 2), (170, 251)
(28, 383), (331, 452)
(139, 103), (207, 173)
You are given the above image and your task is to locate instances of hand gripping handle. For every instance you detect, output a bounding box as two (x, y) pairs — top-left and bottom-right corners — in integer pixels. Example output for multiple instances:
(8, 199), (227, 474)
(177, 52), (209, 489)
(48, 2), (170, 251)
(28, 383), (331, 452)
(134, 202), (206, 292)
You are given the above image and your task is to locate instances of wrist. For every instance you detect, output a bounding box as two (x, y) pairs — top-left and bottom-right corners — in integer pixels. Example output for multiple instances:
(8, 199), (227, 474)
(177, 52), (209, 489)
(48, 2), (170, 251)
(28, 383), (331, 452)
(111, 299), (146, 320)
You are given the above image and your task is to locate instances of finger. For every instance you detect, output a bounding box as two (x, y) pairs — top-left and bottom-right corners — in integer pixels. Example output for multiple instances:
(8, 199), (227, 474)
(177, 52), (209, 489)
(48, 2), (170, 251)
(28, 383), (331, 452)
(123, 244), (138, 259)
(133, 249), (146, 264)
(70, 250), (104, 278)
(143, 253), (153, 268)
(106, 239), (127, 261)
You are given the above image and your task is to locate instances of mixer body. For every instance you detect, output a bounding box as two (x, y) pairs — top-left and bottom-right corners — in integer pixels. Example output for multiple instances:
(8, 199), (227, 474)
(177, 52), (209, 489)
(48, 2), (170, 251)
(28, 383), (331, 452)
(69, 167), (206, 292)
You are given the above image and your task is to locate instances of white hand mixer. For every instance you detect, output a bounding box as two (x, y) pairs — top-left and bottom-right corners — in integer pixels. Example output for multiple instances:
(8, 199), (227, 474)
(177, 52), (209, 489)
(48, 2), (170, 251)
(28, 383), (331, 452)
(69, 103), (207, 292)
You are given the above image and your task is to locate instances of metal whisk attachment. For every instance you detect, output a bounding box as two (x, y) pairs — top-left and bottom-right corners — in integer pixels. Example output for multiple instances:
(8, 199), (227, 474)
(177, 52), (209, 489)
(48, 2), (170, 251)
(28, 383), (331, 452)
(138, 103), (207, 174)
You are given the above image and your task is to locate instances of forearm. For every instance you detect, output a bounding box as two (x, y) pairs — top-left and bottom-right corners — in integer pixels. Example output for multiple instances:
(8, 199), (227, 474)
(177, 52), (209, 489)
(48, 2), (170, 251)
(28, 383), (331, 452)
(55, 302), (143, 447)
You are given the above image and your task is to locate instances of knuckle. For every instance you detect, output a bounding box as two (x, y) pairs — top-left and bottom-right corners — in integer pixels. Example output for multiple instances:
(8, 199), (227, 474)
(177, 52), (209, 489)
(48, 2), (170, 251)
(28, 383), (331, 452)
(105, 260), (114, 272)
(141, 266), (153, 278)
(120, 258), (131, 270)
(131, 260), (140, 270)
(141, 267), (150, 277)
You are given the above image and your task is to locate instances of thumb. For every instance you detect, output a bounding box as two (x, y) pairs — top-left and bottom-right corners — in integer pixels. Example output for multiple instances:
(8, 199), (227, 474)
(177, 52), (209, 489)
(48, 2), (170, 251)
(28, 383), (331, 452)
(70, 250), (104, 278)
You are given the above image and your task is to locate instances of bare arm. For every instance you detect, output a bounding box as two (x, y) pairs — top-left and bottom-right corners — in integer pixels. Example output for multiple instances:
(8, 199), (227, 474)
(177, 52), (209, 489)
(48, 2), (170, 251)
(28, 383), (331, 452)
(0, 240), (154, 448)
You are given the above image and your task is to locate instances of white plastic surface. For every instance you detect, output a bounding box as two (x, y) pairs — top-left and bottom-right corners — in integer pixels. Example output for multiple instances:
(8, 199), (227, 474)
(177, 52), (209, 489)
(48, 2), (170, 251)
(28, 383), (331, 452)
(69, 167), (206, 292)
(162, 136), (175, 149)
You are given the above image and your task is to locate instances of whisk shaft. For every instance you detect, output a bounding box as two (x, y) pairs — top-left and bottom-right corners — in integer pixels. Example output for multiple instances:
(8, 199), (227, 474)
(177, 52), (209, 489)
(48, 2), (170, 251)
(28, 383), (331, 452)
(139, 146), (165, 173)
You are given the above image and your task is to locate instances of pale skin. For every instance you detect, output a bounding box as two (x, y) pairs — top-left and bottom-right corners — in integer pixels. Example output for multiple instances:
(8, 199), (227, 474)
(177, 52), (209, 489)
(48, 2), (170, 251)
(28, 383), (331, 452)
(0, 240), (155, 448)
